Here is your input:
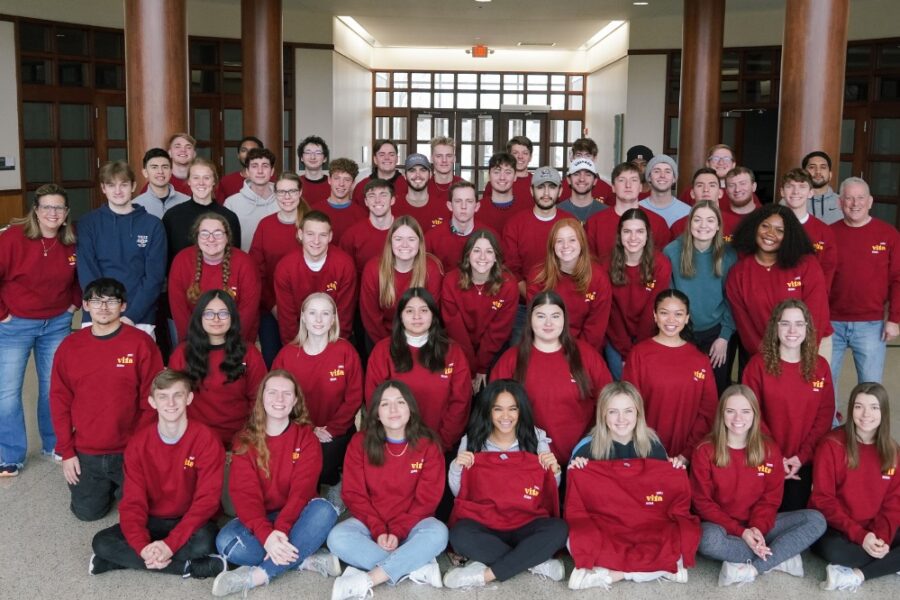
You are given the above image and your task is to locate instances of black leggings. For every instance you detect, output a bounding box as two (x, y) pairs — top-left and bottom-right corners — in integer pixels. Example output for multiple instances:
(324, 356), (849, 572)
(813, 528), (900, 581)
(780, 463), (814, 512)
(320, 430), (354, 487)
(692, 325), (732, 396)
(92, 517), (218, 575)
(450, 517), (568, 581)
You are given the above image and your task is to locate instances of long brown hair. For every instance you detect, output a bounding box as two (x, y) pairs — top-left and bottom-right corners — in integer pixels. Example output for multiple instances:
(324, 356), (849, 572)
(589, 381), (660, 460)
(11, 183), (76, 246)
(457, 229), (506, 295)
(843, 382), (897, 472)
(609, 208), (656, 286)
(707, 384), (769, 467)
(760, 299), (818, 380)
(362, 380), (439, 463)
(187, 212), (234, 303)
(378, 215), (430, 308)
(232, 370), (312, 478)
(679, 200), (726, 278)
(515, 291), (591, 398)
(533, 218), (594, 294)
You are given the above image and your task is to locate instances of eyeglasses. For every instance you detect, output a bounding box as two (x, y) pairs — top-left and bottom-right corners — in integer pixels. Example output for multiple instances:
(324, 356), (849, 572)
(777, 320), (807, 328)
(303, 150), (324, 157)
(38, 205), (67, 213)
(198, 230), (227, 241)
(202, 310), (232, 320)
(275, 189), (301, 197)
(87, 298), (122, 308)
(708, 156), (734, 165)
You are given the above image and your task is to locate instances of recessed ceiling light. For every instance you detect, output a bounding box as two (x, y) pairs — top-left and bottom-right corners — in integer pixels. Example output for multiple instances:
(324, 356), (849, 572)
(475, 0), (492, 3)
(634, 1), (649, 5)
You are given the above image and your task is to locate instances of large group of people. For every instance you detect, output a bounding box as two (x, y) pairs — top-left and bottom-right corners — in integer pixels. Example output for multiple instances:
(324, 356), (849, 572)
(0, 130), (898, 597)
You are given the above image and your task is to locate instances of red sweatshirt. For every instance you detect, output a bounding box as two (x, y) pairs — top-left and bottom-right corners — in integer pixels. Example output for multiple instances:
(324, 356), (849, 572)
(310, 200), (367, 245)
(168, 344), (267, 448)
(810, 429), (900, 545)
(338, 219), (390, 276)
(670, 209), (742, 243)
(365, 340), (471, 450)
(690, 441), (784, 537)
(559, 178), (614, 204)
(586, 207), (672, 263)
(168, 246), (261, 343)
(424, 221), (499, 272)
(742, 354), (835, 464)
(427, 176), (464, 206)
(359, 256), (444, 343)
(0, 224), (80, 320)
(830, 219), (900, 323)
(726, 254), (831, 354)
(623, 339), (718, 460)
(351, 173), (408, 207)
(476, 196), (531, 234)
(248, 213), (299, 313)
(341, 433), (445, 539)
(605, 253), (672, 358)
(393, 198), (450, 231)
(50, 325), (163, 459)
(119, 420), (224, 554)
(565, 459), (701, 572)
(300, 174), (331, 206)
(491, 341), (612, 462)
(526, 262), (612, 349)
(501, 209), (573, 283)
(216, 171), (245, 204)
(802, 215), (838, 291)
(273, 246), (357, 343)
(229, 423), (322, 545)
(450, 451), (560, 531)
(440, 269), (519, 374)
(272, 340), (363, 435)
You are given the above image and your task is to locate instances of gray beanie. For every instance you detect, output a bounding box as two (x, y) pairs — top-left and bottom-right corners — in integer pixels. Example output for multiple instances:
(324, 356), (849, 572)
(646, 154), (678, 180)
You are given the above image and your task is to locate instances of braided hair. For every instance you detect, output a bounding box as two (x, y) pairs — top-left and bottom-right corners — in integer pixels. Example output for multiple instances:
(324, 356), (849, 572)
(186, 212), (235, 304)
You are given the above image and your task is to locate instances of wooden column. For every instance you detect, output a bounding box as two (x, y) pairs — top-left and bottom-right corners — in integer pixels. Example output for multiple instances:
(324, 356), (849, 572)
(775, 0), (849, 186)
(124, 0), (189, 187)
(676, 0), (725, 193)
(242, 0), (283, 164)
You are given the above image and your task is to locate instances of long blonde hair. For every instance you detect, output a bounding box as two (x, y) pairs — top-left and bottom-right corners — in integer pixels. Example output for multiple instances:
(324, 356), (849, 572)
(679, 200), (726, 278)
(11, 184), (76, 246)
(589, 381), (660, 460)
(708, 384), (768, 467)
(291, 292), (341, 346)
(378, 215), (429, 308)
(533, 218), (594, 294)
(232, 370), (312, 478)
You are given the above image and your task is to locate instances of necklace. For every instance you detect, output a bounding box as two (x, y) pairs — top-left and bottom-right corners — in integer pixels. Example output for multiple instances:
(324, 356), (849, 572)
(386, 442), (409, 457)
(40, 237), (58, 257)
(473, 283), (485, 296)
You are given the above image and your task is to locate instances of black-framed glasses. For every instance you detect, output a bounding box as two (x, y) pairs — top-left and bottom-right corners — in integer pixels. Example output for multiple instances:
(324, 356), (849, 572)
(275, 189), (301, 197)
(87, 298), (122, 308)
(198, 230), (227, 241)
(38, 205), (67, 213)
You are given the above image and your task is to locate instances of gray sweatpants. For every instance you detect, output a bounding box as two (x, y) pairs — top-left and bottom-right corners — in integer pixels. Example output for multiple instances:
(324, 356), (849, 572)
(699, 510), (826, 573)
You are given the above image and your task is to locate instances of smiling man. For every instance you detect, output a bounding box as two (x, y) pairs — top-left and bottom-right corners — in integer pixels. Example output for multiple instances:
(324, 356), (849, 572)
(427, 136), (463, 206)
(164, 133), (196, 196)
(639, 154), (690, 227)
(351, 139), (408, 206)
(133, 148), (190, 219)
(803, 151), (842, 224)
(393, 153), (448, 231)
(215, 135), (263, 204)
(225, 147), (279, 250)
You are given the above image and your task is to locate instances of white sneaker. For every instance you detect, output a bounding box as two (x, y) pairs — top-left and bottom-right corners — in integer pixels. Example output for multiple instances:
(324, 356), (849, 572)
(822, 564), (863, 592)
(325, 482), (346, 515)
(212, 565), (255, 597)
(407, 558), (442, 588)
(331, 566), (373, 600)
(528, 558), (565, 581)
(443, 561), (487, 589)
(299, 549), (342, 577)
(718, 561), (756, 587)
(568, 567), (612, 590)
(771, 554), (804, 577)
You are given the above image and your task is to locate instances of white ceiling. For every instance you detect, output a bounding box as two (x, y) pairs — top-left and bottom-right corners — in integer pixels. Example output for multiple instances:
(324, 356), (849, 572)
(284, 0), (786, 50)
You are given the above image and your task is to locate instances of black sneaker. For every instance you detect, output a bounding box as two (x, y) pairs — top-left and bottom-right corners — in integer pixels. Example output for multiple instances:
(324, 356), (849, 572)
(187, 554), (227, 579)
(0, 464), (19, 477)
(88, 553), (119, 575)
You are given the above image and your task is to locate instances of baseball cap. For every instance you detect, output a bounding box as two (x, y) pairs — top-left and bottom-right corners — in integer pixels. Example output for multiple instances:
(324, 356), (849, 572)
(404, 153), (432, 171)
(531, 166), (561, 187)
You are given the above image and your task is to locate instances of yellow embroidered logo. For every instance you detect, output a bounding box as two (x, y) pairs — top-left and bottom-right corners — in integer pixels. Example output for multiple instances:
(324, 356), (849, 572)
(442, 363), (454, 378)
(811, 378), (825, 391)
(329, 368), (345, 378)
(723, 234), (733, 243)
(872, 243), (887, 253)
(812, 241), (824, 252)
(291, 448), (301, 462)
(116, 354), (134, 367)
(183, 456), (195, 469)
(409, 460), (423, 473)
(67, 254), (77, 266)
(645, 492), (664, 505)
(786, 279), (802, 290)
(432, 218), (444, 227)
(523, 486), (540, 500)
(326, 280), (338, 292)
(757, 463), (773, 475)
(584, 291), (596, 302)
(491, 299), (505, 311)
(693, 369), (707, 381)
(885, 467), (896, 479)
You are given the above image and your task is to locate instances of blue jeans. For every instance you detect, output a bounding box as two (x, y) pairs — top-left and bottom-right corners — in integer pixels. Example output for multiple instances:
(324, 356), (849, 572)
(216, 498), (339, 581)
(830, 320), (886, 394)
(0, 311), (72, 467)
(604, 343), (624, 381)
(327, 517), (448, 584)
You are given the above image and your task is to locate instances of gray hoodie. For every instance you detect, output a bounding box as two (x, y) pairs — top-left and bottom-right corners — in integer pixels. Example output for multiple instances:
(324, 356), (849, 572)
(224, 180), (278, 250)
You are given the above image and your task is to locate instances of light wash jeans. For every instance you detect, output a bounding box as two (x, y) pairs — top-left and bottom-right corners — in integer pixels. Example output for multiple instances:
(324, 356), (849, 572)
(326, 516), (448, 584)
(0, 311), (72, 467)
(216, 498), (339, 580)
(831, 320), (886, 419)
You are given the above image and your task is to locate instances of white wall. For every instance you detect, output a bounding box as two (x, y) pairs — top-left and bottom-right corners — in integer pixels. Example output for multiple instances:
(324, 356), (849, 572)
(295, 48), (334, 155)
(586, 57), (628, 178)
(0, 21), (20, 190)
(370, 47), (586, 72)
(331, 52), (372, 170)
(623, 54), (667, 159)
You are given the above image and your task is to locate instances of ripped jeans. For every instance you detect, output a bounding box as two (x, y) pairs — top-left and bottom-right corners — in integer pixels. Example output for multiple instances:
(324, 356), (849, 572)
(216, 498), (338, 581)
